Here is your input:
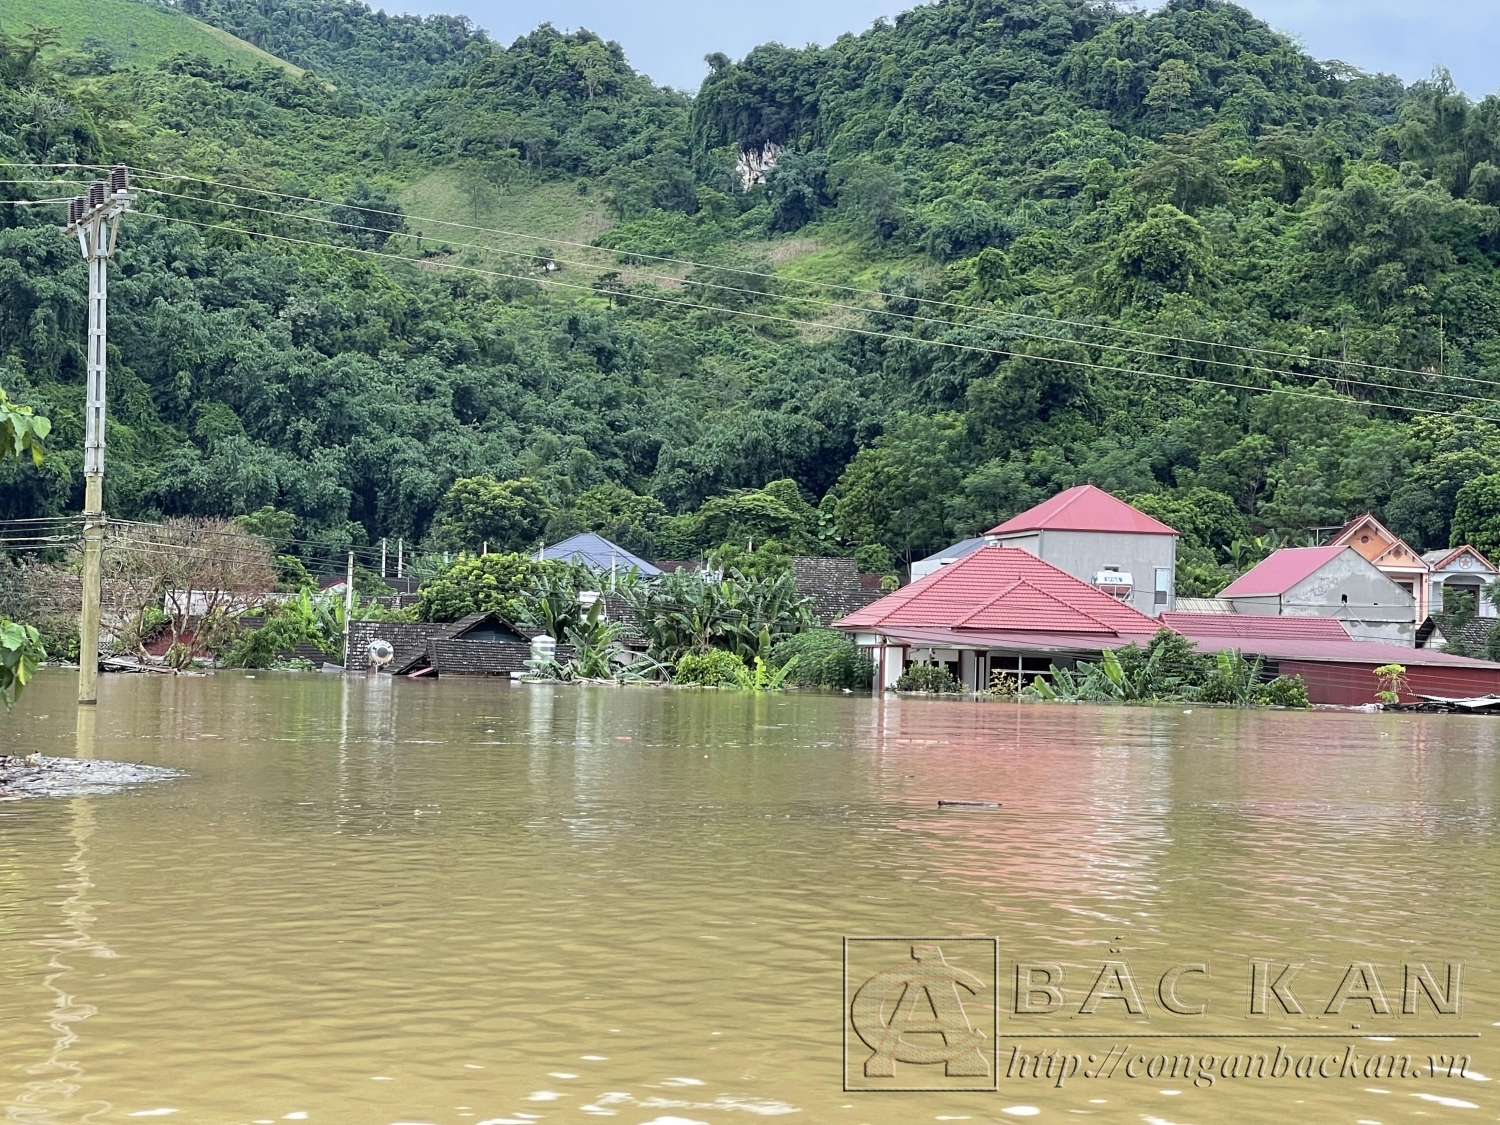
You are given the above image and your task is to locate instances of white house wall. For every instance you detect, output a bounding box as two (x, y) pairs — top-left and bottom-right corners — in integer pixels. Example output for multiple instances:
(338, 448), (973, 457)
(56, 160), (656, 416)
(1284, 553), (1416, 645)
(992, 529), (1176, 617)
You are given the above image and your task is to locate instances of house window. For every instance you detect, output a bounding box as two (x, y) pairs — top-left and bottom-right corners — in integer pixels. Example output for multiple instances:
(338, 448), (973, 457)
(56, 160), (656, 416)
(1154, 567), (1170, 605)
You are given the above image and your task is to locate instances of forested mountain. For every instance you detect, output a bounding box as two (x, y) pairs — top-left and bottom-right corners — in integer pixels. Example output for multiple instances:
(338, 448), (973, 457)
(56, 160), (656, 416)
(5, 0), (1500, 592)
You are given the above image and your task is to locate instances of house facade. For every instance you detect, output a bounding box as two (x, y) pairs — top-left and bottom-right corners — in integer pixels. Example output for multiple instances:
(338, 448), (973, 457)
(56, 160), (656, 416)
(1218, 546), (1416, 645)
(1423, 546), (1499, 619)
(1329, 514), (1433, 619)
(983, 485), (1178, 618)
(835, 545), (1163, 694)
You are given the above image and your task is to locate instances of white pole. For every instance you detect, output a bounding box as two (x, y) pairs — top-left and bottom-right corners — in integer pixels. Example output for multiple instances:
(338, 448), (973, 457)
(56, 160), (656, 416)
(342, 550), (355, 667)
(72, 169), (132, 706)
(380, 537), (387, 578)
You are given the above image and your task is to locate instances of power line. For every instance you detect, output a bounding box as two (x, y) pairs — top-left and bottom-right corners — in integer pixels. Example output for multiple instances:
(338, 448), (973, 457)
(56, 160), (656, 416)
(133, 210), (1499, 423)
(99, 160), (1499, 392)
(12, 160), (1497, 396)
(128, 185), (1500, 410)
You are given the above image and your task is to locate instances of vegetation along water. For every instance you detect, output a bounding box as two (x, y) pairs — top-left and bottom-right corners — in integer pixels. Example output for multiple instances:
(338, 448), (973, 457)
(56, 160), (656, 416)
(5, 0), (1500, 1119)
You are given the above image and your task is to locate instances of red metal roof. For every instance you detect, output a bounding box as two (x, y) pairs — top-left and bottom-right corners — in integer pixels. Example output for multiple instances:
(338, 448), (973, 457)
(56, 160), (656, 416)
(987, 484), (1177, 536)
(835, 546), (1162, 635)
(1180, 632), (1500, 669)
(1217, 546), (1349, 598)
(1160, 612), (1352, 641)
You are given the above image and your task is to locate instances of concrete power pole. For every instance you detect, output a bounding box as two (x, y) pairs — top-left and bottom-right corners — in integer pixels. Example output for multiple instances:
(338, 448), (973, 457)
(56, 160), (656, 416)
(67, 166), (134, 705)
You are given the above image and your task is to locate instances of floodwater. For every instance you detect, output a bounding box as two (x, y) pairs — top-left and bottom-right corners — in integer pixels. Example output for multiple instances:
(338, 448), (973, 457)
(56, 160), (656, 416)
(0, 670), (1497, 1124)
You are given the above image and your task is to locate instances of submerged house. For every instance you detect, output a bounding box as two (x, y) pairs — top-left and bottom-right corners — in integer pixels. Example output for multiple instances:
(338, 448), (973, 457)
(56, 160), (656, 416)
(835, 545), (1163, 693)
(352, 611), (550, 678)
(834, 544), (1500, 704)
(1218, 546), (1416, 645)
(983, 485), (1179, 618)
(1162, 612), (1500, 705)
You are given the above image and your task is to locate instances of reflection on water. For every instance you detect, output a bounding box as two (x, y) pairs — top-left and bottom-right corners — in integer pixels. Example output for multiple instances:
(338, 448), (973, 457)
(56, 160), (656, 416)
(0, 670), (1496, 1122)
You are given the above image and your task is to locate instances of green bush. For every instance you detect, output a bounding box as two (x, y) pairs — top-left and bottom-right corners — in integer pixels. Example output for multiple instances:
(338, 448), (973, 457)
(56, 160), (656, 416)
(770, 629), (873, 690)
(1255, 674), (1311, 709)
(673, 649), (749, 687)
(895, 661), (961, 694)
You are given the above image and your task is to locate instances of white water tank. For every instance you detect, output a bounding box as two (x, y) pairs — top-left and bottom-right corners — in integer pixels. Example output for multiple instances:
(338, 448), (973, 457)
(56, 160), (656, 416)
(1092, 570), (1134, 600)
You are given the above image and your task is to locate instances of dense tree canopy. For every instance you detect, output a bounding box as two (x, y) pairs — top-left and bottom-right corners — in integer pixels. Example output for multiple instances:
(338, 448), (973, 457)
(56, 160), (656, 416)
(5, 0), (1500, 596)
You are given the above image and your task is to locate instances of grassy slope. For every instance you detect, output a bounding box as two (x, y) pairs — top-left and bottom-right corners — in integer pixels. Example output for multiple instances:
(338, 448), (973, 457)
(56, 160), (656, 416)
(400, 172), (612, 253)
(4, 0), (302, 74)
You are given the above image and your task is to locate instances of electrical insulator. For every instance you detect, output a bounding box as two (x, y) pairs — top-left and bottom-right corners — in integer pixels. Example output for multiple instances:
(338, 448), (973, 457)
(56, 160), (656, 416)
(68, 197), (84, 225)
(109, 165), (128, 193)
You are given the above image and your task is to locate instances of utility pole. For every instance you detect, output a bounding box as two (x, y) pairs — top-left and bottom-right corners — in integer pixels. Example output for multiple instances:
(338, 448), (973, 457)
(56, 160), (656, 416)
(342, 549), (355, 668)
(397, 538), (403, 580)
(380, 537), (387, 578)
(67, 166), (133, 705)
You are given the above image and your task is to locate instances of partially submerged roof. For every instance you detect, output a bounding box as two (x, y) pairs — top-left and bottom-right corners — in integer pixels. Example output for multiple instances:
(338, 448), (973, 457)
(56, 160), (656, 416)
(836, 546), (1161, 638)
(1162, 612), (1352, 641)
(987, 484), (1177, 537)
(536, 533), (661, 577)
(1218, 546), (1349, 598)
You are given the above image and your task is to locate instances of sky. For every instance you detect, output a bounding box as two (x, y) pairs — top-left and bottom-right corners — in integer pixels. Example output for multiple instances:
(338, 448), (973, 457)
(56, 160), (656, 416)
(393, 0), (1500, 96)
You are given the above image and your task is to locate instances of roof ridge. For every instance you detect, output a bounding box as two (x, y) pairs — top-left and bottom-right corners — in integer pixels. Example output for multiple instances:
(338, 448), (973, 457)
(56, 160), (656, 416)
(951, 579), (1025, 626)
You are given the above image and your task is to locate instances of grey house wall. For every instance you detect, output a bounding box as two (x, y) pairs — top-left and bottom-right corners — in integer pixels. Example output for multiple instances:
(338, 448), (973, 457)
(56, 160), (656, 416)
(1226, 552), (1416, 645)
(991, 529), (1177, 617)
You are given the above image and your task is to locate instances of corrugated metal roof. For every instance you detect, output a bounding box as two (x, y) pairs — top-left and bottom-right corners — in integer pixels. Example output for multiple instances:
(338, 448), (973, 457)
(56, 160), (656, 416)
(535, 533), (661, 577)
(987, 484), (1177, 536)
(835, 546), (1162, 635)
(1161, 613), (1352, 640)
(913, 536), (989, 566)
(1184, 632), (1500, 669)
(1218, 546), (1348, 598)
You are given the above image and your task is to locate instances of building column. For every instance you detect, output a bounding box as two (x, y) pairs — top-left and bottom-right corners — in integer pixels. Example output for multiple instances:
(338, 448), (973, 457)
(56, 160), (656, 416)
(882, 646), (905, 692)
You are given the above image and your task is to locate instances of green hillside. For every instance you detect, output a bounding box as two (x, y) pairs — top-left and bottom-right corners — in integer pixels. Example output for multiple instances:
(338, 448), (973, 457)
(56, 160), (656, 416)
(7, 0), (1500, 604)
(2, 0), (302, 73)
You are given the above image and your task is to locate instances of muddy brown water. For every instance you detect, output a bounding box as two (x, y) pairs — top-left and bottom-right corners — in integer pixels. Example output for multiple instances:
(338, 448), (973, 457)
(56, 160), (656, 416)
(0, 669), (1497, 1123)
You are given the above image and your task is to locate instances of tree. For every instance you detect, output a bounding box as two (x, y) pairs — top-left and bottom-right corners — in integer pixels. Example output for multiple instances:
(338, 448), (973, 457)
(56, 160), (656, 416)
(102, 519), (277, 668)
(1450, 474), (1500, 561)
(830, 414), (967, 562)
(415, 552), (578, 623)
(0, 385), (49, 706)
(432, 476), (551, 554)
(1099, 204), (1214, 307)
(331, 183), (408, 249)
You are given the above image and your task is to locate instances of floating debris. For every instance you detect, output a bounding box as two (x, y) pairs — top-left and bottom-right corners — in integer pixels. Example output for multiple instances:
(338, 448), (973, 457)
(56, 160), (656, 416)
(937, 799), (1001, 809)
(0, 755), (182, 800)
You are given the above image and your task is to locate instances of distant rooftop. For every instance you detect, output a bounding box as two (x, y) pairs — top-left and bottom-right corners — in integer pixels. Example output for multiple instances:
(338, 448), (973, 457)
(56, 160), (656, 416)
(987, 484), (1177, 537)
(535, 533), (661, 577)
(1218, 546), (1348, 599)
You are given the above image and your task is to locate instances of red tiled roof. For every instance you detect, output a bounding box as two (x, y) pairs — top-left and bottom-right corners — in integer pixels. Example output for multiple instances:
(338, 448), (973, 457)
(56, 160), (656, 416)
(987, 484), (1177, 536)
(835, 546), (1162, 635)
(1217, 546), (1349, 598)
(1160, 612), (1352, 641)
